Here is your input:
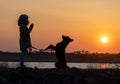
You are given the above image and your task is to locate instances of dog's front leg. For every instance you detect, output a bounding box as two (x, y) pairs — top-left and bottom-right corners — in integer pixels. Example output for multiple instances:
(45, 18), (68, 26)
(45, 44), (55, 50)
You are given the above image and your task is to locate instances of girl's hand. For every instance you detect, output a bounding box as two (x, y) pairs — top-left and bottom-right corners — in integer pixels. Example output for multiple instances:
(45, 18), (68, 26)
(30, 23), (34, 28)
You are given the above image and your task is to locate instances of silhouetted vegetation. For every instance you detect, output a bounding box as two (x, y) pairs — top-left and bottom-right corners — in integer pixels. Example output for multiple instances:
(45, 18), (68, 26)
(0, 51), (120, 63)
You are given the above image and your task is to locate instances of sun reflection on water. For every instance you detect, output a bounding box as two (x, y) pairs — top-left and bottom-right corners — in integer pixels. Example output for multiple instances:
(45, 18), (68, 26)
(96, 64), (112, 69)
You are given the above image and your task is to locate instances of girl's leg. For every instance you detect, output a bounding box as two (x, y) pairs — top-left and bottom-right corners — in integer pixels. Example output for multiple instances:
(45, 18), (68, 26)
(20, 49), (27, 66)
(28, 47), (32, 55)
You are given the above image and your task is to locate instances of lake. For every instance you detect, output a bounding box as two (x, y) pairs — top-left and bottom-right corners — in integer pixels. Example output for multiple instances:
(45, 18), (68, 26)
(0, 62), (120, 69)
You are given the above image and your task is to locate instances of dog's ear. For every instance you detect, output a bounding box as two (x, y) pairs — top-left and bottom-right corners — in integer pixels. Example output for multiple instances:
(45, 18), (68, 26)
(62, 35), (66, 40)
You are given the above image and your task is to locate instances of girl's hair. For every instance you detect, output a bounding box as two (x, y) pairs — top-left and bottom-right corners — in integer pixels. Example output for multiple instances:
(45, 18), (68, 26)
(18, 14), (29, 26)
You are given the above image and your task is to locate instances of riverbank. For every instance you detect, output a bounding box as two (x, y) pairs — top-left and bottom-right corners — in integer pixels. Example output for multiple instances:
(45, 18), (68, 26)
(0, 67), (120, 84)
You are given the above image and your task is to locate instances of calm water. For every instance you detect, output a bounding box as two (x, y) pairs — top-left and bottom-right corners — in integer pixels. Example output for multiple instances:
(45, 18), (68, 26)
(0, 62), (120, 69)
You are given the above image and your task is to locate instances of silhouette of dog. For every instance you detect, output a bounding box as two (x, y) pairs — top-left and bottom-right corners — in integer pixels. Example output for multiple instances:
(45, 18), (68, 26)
(45, 35), (73, 69)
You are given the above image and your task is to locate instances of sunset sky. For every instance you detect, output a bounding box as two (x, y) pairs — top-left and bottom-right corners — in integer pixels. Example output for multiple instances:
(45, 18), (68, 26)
(0, 0), (120, 53)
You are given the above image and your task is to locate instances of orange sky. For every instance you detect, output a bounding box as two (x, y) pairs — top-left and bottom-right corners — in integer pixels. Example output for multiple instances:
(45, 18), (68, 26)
(0, 0), (120, 53)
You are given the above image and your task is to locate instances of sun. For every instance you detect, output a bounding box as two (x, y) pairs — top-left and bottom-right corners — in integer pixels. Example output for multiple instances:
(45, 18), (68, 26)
(101, 37), (108, 43)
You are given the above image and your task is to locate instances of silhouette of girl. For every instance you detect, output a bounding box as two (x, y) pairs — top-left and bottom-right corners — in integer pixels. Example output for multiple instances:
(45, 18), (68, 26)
(18, 14), (34, 67)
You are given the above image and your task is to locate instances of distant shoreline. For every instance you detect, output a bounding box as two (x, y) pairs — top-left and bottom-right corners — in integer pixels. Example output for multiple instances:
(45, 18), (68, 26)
(0, 52), (120, 63)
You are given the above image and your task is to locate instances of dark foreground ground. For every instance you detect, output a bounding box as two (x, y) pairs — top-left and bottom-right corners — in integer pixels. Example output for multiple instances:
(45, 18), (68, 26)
(0, 67), (120, 84)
